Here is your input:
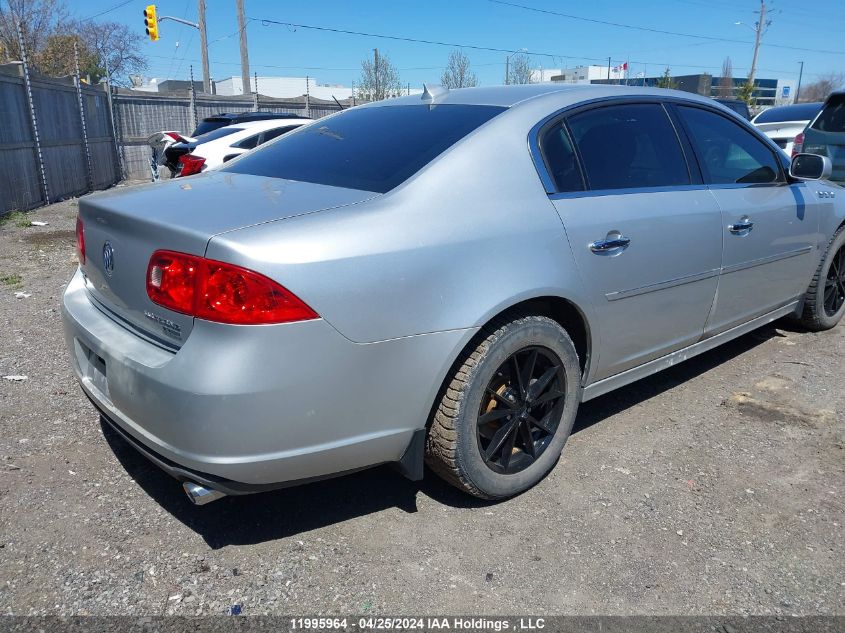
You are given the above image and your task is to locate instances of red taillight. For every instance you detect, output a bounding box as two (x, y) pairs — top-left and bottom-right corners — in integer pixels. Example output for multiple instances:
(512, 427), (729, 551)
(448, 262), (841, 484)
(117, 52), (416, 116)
(177, 154), (206, 177)
(75, 215), (85, 264)
(146, 250), (318, 325)
(792, 132), (804, 158)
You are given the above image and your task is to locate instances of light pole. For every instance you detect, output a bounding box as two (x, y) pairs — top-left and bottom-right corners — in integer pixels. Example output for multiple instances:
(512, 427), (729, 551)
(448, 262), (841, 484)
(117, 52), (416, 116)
(796, 61), (804, 103)
(505, 48), (528, 85)
(735, 1), (771, 94)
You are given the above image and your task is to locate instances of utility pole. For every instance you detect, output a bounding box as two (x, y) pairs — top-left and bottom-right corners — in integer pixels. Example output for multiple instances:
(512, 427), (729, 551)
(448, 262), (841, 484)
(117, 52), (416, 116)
(607, 57), (611, 80)
(198, 0), (211, 93)
(795, 61), (804, 103)
(373, 48), (379, 100)
(505, 55), (509, 85)
(747, 0), (769, 90)
(236, 0), (251, 94)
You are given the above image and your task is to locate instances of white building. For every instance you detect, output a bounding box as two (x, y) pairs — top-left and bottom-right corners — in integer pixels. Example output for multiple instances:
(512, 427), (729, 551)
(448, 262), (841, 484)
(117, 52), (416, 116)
(215, 76), (353, 101)
(549, 65), (627, 84)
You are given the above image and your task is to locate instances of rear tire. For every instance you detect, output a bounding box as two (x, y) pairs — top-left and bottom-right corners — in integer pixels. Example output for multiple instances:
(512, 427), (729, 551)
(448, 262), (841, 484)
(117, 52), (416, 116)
(801, 225), (845, 331)
(425, 314), (581, 500)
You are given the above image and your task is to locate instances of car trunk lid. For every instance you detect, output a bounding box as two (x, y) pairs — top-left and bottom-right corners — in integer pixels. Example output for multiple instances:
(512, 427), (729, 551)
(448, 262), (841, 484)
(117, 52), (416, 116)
(78, 172), (377, 346)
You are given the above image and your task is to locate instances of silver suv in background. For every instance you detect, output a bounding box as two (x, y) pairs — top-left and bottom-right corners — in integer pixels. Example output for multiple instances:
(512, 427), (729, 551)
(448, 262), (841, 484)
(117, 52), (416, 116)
(796, 91), (845, 182)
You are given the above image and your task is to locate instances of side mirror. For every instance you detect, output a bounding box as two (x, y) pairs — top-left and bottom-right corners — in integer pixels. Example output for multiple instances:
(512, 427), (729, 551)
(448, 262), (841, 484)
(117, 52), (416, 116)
(789, 153), (832, 181)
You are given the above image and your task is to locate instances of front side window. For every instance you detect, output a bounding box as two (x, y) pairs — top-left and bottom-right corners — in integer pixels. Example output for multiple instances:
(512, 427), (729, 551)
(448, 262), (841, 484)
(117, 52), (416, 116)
(223, 105), (505, 193)
(566, 103), (690, 191)
(678, 106), (781, 184)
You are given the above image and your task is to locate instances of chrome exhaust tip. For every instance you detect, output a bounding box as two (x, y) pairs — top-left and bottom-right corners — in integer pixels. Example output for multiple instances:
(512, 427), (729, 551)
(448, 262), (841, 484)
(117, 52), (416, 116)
(182, 481), (227, 506)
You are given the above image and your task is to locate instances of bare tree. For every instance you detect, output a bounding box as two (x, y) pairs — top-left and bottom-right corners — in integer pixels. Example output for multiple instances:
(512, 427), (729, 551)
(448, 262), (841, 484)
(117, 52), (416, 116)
(441, 49), (477, 89)
(507, 53), (532, 85)
(79, 21), (147, 86)
(718, 57), (734, 98)
(797, 72), (845, 103)
(0, 0), (67, 63)
(0, 1), (146, 86)
(358, 50), (401, 101)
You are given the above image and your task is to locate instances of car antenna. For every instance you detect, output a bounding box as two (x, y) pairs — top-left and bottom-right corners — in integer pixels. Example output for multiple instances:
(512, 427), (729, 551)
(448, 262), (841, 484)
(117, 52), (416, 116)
(332, 95), (346, 110)
(421, 83), (448, 102)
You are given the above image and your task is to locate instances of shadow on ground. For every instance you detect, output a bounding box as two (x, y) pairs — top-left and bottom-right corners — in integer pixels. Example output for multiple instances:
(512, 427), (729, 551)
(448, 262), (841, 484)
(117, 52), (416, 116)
(104, 322), (789, 548)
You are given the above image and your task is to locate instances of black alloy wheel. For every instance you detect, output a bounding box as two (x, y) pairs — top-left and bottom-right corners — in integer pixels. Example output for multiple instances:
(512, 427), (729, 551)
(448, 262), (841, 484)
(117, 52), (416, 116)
(824, 244), (845, 317)
(476, 347), (567, 475)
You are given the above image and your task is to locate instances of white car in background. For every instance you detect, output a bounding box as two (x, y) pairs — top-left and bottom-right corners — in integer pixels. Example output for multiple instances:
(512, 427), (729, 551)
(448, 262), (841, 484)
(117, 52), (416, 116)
(751, 102), (823, 156)
(169, 117), (312, 177)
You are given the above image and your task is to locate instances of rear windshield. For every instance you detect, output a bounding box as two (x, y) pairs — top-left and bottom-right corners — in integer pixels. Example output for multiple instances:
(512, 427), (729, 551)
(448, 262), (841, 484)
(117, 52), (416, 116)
(222, 104), (505, 193)
(194, 126), (242, 144)
(191, 118), (230, 137)
(811, 94), (845, 132)
(755, 103), (822, 123)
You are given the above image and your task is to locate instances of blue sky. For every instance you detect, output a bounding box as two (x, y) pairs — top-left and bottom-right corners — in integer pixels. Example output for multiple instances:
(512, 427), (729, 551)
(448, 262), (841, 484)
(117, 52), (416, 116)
(79, 0), (845, 87)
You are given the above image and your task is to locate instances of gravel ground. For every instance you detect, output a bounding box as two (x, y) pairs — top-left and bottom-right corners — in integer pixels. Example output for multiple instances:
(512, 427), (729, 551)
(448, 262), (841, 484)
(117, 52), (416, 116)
(0, 197), (843, 617)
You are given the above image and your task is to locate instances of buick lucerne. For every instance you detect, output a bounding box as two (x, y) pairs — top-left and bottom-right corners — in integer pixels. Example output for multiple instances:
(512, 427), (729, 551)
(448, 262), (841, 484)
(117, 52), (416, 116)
(62, 85), (845, 504)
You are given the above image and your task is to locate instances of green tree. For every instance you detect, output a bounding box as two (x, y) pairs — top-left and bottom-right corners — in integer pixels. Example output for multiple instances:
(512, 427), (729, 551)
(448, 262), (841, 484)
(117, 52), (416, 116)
(737, 81), (756, 106)
(656, 67), (677, 90)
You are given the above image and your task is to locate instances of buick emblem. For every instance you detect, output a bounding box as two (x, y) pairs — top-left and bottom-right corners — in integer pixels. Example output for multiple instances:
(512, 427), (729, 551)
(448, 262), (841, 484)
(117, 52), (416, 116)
(102, 242), (115, 276)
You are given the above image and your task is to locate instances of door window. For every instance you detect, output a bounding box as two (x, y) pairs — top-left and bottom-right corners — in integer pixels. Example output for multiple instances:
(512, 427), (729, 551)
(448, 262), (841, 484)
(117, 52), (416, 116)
(260, 125), (298, 144)
(677, 106), (782, 184)
(566, 103), (690, 191)
(234, 133), (260, 150)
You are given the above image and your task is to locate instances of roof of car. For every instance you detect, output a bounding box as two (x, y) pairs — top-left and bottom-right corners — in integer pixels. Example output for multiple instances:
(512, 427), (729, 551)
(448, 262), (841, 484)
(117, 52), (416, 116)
(227, 118), (311, 130)
(205, 111), (311, 121)
(362, 83), (722, 110)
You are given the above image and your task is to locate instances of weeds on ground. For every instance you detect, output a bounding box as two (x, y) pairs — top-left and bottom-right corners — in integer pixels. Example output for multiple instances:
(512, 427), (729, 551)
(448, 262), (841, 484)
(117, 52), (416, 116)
(0, 211), (30, 228)
(1, 273), (23, 289)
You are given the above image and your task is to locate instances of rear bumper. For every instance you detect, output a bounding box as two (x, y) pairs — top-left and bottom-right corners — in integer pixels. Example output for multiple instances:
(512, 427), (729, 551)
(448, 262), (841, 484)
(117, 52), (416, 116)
(61, 269), (470, 487)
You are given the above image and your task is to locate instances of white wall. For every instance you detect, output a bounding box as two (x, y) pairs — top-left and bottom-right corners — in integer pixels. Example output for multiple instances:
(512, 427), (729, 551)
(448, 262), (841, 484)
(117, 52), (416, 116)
(215, 76), (353, 100)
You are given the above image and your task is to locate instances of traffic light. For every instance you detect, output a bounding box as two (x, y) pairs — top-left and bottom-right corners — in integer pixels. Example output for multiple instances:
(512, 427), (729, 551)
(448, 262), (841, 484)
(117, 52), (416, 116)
(143, 5), (159, 41)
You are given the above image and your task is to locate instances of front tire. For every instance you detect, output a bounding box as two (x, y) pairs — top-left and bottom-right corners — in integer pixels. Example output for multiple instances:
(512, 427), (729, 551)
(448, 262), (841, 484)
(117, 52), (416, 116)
(801, 225), (845, 331)
(425, 314), (581, 500)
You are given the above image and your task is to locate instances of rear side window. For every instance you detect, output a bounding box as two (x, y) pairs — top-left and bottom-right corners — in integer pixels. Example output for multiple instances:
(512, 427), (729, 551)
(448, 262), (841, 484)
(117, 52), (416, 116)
(566, 103), (690, 190)
(222, 105), (505, 193)
(234, 133), (260, 150)
(539, 123), (583, 192)
(678, 106), (781, 184)
(811, 94), (845, 132)
(261, 125), (298, 143)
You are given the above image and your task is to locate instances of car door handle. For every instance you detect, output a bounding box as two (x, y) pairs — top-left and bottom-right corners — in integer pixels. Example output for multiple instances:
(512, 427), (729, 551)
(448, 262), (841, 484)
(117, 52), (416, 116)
(729, 217), (754, 235)
(589, 233), (631, 255)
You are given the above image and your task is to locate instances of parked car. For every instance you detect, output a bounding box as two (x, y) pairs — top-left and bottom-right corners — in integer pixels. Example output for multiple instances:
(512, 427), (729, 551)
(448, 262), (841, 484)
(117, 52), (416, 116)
(165, 118), (311, 177)
(714, 98), (751, 120)
(190, 111), (310, 137)
(63, 85), (844, 506)
(148, 112), (311, 180)
(751, 102), (823, 155)
(794, 91), (845, 181)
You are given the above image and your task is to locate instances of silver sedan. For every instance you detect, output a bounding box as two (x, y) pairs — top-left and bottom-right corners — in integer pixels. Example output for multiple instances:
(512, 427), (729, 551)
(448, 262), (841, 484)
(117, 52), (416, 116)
(61, 84), (845, 505)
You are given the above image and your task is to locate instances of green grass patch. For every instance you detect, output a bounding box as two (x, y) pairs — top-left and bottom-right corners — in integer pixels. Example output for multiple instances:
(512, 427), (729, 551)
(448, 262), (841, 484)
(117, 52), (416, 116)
(1, 273), (23, 289)
(0, 211), (30, 228)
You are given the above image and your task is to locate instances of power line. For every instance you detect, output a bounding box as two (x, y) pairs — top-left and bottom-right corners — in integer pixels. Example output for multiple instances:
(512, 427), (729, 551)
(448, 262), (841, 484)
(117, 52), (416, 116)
(485, 0), (845, 55)
(84, 0), (133, 20)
